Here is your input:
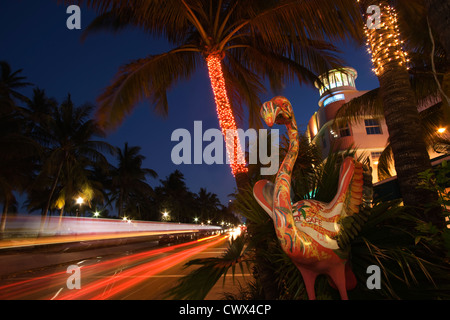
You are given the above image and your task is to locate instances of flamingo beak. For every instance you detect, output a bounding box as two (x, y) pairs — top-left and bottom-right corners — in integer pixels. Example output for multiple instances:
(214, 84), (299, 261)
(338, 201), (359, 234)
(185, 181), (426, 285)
(261, 101), (276, 127)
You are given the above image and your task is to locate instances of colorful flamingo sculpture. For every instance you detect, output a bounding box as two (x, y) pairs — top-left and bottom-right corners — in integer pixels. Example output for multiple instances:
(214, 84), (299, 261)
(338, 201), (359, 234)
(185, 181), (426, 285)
(253, 96), (372, 300)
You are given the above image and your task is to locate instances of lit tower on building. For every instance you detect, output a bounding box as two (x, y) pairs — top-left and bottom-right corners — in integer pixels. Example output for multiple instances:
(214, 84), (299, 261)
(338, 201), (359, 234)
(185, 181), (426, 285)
(306, 67), (390, 183)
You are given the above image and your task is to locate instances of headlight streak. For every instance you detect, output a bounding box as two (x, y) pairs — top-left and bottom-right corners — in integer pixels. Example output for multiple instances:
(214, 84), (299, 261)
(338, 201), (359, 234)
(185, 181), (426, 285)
(55, 235), (228, 300)
(0, 234), (226, 300)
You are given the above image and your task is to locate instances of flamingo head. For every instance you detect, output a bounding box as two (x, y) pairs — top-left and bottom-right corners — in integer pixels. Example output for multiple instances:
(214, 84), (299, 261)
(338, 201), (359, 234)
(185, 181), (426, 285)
(261, 96), (293, 127)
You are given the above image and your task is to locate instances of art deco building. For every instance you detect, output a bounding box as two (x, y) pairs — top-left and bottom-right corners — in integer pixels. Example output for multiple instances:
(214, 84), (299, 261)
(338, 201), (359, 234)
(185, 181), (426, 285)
(305, 67), (391, 183)
(305, 67), (446, 185)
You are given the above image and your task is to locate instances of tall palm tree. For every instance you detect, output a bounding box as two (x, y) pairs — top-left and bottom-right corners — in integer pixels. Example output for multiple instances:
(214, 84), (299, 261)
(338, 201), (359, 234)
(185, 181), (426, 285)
(0, 61), (31, 112)
(154, 170), (196, 222)
(359, 0), (445, 226)
(110, 142), (157, 218)
(66, 0), (364, 188)
(33, 94), (114, 229)
(0, 62), (37, 232)
(195, 187), (222, 222)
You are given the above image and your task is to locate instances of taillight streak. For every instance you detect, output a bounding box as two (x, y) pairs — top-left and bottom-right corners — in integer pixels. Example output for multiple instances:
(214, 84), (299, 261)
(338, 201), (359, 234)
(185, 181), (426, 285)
(0, 234), (223, 299)
(55, 235), (228, 300)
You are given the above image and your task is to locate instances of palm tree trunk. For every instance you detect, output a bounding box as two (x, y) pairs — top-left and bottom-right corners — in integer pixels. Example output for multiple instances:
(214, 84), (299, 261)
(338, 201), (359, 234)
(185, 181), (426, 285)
(424, 0), (450, 62)
(205, 54), (249, 190)
(1, 197), (10, 234)
(364, 1), (444, 227)
(40, 160), (64, 233)
(424, 4), (450, 123)
(57, 206), (64, 232)
(118, 188), (124, 218)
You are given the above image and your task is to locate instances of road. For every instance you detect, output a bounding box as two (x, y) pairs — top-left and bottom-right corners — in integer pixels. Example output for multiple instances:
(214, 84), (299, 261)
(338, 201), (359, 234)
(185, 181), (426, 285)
(0, 233), (247, 300)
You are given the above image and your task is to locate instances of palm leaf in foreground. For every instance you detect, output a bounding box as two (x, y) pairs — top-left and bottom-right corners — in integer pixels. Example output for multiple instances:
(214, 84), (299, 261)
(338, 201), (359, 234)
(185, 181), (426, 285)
(165, 234), (250, 300)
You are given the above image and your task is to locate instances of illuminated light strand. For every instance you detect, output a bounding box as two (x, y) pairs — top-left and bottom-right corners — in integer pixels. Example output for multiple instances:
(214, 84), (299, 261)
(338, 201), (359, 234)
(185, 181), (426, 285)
(206, 54), (248, 176)
(362, 4), (410, 76)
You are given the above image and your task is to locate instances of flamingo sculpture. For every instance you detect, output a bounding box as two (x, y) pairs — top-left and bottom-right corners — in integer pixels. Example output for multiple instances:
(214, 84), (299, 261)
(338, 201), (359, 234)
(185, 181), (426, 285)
(253, 96), (372, 300)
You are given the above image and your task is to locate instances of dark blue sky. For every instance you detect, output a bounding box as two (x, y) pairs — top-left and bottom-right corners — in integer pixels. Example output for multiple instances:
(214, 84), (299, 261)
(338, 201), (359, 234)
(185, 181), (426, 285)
(1, 0), (379, 206)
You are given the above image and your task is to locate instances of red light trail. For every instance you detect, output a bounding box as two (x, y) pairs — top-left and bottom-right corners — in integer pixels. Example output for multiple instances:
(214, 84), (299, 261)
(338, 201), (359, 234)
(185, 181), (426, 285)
(0, 234), (227, 300)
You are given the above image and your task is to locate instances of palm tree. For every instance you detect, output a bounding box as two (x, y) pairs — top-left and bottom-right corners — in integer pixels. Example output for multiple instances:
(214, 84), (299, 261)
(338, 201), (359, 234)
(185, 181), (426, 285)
(0, 61), (31, 112)
(0, 62), (37, 232)
(32, 94), (114, 230)
(68, 0), (364, 188)
(195, 187), (222, 223)
(155, 170), (196, 222)
(359, 0), (445, 227)
(110, 142), (157, 218)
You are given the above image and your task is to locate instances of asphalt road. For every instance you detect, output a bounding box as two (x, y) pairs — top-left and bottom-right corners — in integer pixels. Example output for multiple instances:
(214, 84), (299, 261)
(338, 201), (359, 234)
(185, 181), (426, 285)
(0, 233), (248, 300)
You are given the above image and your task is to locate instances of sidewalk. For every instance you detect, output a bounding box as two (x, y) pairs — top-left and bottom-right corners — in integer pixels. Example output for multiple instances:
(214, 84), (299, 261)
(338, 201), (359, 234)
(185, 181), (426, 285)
(205, 273), (253, 300)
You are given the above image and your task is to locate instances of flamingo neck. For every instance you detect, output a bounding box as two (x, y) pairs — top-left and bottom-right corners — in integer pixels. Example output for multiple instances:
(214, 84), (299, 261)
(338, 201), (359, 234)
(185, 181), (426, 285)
(273, 119), (299, 230)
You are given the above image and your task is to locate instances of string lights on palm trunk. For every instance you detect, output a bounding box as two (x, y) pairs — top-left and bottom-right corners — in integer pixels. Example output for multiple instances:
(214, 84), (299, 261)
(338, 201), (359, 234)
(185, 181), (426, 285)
(363, 3), (410, 76)
(206, 54), (248, 176)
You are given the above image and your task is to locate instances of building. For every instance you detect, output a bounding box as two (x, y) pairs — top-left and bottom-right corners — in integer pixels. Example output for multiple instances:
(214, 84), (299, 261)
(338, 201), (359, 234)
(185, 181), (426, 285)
(305, 67), (446, 184)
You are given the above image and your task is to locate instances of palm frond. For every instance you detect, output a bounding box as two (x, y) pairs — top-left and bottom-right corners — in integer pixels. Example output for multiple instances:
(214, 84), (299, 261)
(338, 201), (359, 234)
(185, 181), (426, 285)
(348, 200), (450, 299)
(95, 47), (201, 129)
(165, 234), (250, 300)
(334, 88), (383, 127)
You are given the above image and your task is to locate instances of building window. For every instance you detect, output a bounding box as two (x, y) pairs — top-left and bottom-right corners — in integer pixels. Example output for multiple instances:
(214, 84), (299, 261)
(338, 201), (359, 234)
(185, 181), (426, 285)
(365, 119), (382, 134)
(338, 123), (351, 137)
(323, 93), (345, 107)
(342, 73), (349, 86)
(371, 151), (383, 165)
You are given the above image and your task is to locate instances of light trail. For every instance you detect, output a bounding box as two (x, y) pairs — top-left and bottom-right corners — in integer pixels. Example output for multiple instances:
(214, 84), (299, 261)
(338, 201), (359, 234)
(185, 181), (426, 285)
(0, 215), (221, 249)
(54, 235), (228, 300)
(0, 234), (226, 299)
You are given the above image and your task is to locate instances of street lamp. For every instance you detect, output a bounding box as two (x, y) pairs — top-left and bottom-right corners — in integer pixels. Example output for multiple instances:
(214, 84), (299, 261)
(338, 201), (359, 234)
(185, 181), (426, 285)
(162, 211), (169, 221)
(75, 196), (84, 217)
(93, 211), (100, 218)
(194, 217), (198, 223)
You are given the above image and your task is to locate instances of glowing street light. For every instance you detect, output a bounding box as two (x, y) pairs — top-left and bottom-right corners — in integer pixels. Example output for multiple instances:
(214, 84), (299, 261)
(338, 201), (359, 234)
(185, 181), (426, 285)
(437, 127), (446, 134)
(75, 196), (84, 217)
(93, 211), (100, 218)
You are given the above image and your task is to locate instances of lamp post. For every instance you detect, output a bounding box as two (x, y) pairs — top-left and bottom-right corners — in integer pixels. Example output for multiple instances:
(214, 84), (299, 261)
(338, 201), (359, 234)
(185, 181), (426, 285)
(75, 196), (84, 217)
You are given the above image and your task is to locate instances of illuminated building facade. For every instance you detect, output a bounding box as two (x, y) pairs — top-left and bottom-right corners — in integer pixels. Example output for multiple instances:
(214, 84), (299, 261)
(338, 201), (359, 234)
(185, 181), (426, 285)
(306, 67), (391, 183)
(306, 67), (446, 184)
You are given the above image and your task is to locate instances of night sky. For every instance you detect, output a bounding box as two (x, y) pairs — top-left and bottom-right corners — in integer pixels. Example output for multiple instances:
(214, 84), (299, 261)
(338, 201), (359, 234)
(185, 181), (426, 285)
(1, 1), (379, 207)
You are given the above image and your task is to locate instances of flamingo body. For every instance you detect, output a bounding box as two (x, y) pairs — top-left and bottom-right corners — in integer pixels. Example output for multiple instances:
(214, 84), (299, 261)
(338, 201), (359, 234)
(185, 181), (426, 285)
(254, 96), (370, 300)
